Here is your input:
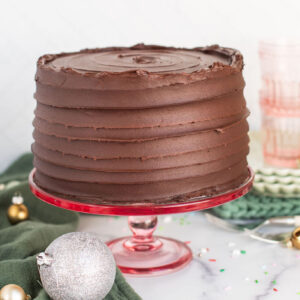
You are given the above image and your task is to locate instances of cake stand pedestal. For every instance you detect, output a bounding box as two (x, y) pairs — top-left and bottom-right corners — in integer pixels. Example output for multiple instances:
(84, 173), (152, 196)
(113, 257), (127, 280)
(29, 167), (254, 277)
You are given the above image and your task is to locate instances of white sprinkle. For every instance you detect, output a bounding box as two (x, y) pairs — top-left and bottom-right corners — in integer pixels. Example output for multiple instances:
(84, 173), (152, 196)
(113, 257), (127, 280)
(163, 216), (172, 223)
(231, 249), (241, 257)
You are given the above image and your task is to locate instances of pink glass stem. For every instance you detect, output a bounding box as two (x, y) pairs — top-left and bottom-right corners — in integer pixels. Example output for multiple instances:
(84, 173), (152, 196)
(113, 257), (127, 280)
(124, 216), (162, 251)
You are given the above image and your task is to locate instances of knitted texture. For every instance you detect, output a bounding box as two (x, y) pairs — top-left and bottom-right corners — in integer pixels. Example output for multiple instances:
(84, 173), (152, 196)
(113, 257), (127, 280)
(211, 167), (300, 220)
(210, 191), (300, 219)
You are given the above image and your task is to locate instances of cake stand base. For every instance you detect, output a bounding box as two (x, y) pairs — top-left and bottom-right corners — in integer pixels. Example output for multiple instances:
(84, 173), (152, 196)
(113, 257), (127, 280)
(107, 216), (192, 276)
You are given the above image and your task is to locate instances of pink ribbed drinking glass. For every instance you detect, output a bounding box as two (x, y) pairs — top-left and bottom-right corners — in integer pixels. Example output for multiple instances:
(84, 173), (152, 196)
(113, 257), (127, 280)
(259, 40), (300, 168)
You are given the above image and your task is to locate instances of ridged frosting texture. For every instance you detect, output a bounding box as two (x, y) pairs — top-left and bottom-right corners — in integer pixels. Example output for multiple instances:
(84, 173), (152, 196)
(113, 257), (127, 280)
(32, 44), (250, 203)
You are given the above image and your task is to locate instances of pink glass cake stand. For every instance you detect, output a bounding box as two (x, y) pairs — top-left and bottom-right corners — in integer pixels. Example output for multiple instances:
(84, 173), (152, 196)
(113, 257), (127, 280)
(29, 167), (254, 277)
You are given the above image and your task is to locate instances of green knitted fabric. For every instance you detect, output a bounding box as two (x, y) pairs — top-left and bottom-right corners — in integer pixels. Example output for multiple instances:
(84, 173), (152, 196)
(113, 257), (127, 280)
(210, 191), (300, 220)
(0, 154), (141, 300)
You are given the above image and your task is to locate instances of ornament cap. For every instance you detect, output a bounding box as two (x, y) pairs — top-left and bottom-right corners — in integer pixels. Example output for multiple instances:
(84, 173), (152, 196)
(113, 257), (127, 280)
(37, 252), (53, 267)
(12, 192), (24, 205)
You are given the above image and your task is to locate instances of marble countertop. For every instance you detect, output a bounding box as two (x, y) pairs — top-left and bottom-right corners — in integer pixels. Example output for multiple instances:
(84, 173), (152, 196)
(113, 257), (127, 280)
(79, 213), (300, 300)
(78, 134), (300, 300)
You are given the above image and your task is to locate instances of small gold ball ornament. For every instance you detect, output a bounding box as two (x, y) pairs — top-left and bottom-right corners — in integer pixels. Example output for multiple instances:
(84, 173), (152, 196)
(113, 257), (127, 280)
(0, 284), (31, 300)
(291, 227), (300, 249)
(7, 193), (29, 225)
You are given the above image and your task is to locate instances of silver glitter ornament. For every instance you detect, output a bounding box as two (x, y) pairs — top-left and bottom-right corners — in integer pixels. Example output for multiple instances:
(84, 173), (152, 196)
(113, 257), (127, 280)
(37, 232), (116, 300)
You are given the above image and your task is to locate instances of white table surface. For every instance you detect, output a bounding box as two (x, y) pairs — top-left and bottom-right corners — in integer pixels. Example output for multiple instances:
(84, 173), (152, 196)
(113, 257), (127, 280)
(78, 134), (300, 300)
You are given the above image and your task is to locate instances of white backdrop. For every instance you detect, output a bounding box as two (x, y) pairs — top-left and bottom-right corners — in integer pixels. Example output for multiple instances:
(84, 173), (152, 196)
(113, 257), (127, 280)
(1, 0), (300, 171)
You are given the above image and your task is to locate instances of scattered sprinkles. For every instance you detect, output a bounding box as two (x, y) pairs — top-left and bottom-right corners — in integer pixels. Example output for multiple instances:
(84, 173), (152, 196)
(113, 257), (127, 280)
(272, 280), (277, 285)
(264, 271), (268, 275)
(273, 288), (278, 292)
(184, 241), (191, 245)
(220, 268), (225, 272)
(254, 280), (259, 284)
(240, 250), (247, 254)
(209, 259), (216, 262)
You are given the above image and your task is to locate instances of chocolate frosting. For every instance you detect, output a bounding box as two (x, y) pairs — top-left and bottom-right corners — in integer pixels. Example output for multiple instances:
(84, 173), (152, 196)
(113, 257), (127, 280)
(32, 44), (249, 203)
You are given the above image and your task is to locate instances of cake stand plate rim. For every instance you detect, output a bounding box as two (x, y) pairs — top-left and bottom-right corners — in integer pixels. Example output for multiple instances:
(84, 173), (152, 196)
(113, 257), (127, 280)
(28, 167), (254, 216)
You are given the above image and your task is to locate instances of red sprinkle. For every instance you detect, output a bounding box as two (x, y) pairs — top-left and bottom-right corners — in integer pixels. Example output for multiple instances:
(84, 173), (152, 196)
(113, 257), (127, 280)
(209, 259), (216, 262)
(273, 288), (278, 292)
(184, 241), (191, 244)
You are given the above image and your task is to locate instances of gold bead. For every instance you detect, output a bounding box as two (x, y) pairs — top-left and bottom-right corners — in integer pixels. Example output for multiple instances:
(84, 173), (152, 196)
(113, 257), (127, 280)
(7, 194), (29, 225)
(291, 227), (300, 249)
(0, 284), (31, 300)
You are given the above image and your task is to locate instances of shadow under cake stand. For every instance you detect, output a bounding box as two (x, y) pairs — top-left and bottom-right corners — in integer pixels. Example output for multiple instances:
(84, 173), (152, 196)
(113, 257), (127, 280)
(29, 167), (254, 277)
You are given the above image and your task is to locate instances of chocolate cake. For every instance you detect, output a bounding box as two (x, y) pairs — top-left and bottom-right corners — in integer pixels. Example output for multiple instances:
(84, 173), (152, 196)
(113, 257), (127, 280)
(32, 44), (250, 204)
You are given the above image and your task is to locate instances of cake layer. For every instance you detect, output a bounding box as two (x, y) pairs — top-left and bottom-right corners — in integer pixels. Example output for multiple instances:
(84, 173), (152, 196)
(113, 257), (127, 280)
(33, 153), (248, 184)
(33, 117), (248, 159)
(34, 160), (248, 202)
(34, 90), (246, 128)
(32, 136), (249, 172)
(35, 74), (244, 109)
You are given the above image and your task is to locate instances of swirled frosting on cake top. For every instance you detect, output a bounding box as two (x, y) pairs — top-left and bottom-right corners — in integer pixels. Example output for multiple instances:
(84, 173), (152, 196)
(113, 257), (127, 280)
(32, 44), (249, 204)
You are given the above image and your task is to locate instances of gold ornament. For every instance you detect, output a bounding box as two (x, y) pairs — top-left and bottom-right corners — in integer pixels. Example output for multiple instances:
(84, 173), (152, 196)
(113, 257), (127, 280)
(291, 227), (300, 249)
(7, 193), (29, 225)
(0, 284), (31, 300)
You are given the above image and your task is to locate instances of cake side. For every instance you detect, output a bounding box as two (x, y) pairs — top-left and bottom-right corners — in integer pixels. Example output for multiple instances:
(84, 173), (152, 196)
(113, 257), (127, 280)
(32, 44), (249, 203)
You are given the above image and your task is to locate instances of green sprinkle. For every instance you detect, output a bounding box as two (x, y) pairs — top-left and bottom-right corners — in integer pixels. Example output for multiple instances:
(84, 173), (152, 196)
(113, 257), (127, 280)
(296, 292), (300, 295)
(220, 269), (225, 272)
(240, 250), (246, 254)
(272, 280), (276, 285)
(158, 226), (164, 231)
(264, 272), (268, 275)
(254, 280), (259, 284)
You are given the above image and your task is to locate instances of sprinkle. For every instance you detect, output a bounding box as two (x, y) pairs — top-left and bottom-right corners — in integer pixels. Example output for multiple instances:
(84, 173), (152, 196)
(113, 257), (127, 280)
(200, 247), (209, 253)
(264, 272), (268, 275)
(231, 249), (241, 257)
(209, 259), (216, 262)
(184, 241), (191, 245)
(158, 226), (164, 231)
(272, 280), (276, 285)
(261, 265), (267, 270)
(224, 286), (232, 291)
(228, 242), (236, 247)
(254, 280), (259, 284)
(240, 250), (246, 254)
(220, 268), (225, 272)
(296, 292), (300, 295)
(273, 288), (278, 292)
(163, 216), (172, 223)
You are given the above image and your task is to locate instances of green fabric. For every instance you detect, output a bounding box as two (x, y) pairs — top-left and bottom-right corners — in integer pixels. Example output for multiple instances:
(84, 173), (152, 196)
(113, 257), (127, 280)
(210, 190), (300, 220)
(0, 154), (141, 300)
